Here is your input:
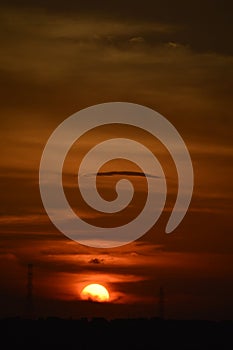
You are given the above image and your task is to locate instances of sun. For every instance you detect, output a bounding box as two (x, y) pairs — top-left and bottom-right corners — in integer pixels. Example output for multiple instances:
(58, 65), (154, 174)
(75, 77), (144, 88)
(81, 283), (110, 302)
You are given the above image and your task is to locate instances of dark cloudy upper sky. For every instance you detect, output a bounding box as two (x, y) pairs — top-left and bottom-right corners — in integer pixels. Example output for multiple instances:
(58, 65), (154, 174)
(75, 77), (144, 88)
(0, 0), (232, 320)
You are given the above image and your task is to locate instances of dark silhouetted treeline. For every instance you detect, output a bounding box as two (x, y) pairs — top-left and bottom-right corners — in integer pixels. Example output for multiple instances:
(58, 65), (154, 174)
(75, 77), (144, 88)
(0, 317), (232, 349)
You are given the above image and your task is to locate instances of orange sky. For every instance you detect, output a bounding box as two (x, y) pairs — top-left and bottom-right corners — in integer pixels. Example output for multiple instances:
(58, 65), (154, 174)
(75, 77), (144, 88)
(0, 0), (233, 320)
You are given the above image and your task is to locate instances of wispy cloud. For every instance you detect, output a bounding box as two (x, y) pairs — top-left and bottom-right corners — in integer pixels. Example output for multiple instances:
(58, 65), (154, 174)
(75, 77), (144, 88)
(0, 214), (48, 224)
(93, 171), (160, 179)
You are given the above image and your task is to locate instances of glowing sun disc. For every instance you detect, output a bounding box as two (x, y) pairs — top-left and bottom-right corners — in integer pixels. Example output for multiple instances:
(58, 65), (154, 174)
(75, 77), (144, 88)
(81, 284), (110, 302)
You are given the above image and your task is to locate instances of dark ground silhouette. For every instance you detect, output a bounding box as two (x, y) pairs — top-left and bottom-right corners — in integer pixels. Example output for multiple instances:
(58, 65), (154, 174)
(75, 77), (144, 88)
(0, 317), (232, 349)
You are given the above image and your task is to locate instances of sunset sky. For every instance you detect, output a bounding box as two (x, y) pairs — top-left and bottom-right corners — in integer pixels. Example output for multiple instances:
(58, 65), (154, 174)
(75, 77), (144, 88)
(0, 0), (233, 320)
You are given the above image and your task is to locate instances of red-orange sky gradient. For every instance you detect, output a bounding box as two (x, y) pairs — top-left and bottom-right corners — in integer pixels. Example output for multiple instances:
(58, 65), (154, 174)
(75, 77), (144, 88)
(0, 0), (233, 320)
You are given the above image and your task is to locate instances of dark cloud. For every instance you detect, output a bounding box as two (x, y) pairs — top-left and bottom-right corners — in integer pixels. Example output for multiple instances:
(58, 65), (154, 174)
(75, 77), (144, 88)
(1, 0), (233, 54)
(96, 171), (160, 179)
(89, 258), (104, 264)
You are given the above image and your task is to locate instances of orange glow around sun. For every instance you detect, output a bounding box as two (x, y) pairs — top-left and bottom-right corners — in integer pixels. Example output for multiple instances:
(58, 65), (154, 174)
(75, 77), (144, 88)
(81, 283), (110, 302)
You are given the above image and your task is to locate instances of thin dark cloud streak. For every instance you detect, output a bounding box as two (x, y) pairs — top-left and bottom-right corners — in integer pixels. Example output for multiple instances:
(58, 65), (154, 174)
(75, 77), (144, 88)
(92, 171), (161, 179)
